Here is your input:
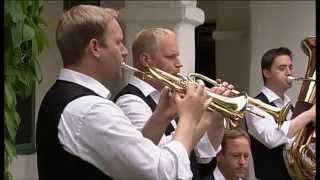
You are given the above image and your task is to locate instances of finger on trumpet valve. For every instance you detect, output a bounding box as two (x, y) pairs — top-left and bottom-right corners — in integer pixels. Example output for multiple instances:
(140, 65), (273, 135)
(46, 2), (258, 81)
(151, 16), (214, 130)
(227, 84), (234, 90)
(216, 78), (222, 86)
(204, 97), (213, 110)
(196, 79), (205, 86)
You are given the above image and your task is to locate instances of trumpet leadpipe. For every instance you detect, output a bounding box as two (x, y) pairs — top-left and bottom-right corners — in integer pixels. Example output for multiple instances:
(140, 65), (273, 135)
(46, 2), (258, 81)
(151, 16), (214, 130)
(121, 62), (144, 74)
(288, 76), (316, 82)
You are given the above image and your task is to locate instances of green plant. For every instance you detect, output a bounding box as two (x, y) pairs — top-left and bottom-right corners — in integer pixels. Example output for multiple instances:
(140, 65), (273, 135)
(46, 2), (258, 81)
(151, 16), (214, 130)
(4, 0), (47, 179)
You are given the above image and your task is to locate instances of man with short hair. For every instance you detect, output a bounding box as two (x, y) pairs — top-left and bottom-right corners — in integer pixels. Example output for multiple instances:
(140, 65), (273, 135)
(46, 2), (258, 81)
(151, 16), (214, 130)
(245, 47), (316, 180)
(115, 28), (232, 179)
(214, 128), (251, 180)
(36, 5), (211, 180)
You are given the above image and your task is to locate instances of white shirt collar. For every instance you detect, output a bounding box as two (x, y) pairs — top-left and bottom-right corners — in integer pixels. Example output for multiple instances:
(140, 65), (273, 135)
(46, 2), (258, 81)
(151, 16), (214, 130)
(213, 166), (245, 180)
(58, 68), (111, 99)
(129, 75), (159, 101)
(213, 166), (225, 180)
(261, 86), (291, 107)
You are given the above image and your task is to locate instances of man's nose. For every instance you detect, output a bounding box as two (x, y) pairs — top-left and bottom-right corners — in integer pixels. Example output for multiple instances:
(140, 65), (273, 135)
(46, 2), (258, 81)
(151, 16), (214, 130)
(122, 44), (128, 57)
(238, 156), (246, 165)
(286, 66), (292, 75)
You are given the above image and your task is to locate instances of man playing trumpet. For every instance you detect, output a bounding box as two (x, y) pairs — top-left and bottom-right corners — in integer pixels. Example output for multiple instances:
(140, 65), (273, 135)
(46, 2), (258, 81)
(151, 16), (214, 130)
(115, 28), (234, 179)
(245, 47), (316, 180)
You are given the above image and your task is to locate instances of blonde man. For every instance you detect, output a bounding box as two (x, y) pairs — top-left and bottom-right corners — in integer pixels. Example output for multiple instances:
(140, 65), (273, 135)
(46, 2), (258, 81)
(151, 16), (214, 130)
(115, 28), (232, 179)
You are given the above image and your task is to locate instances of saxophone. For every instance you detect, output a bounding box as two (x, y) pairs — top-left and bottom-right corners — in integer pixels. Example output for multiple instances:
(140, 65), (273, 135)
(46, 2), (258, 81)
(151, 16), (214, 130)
(283, 36), (316, 180)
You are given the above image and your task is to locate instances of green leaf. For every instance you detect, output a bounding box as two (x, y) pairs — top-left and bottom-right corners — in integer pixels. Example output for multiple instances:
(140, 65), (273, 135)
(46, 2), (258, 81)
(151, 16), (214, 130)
(32, 38), (38, 58)
(35, 28), (48, 52)
(32, 58), (43, 83)
(17, 72), (29, 88)
(5, 137), (17, 162)
(23, 24), (35, 42)
(4, 45), (12, 68)
(31, 1), (40, 17)
(4, 108), (19, 142)
(4, 82), (16, 108)
(5, 141), (15, 180)
(5, 0), (25, 23)
(4, 65), (18, 84)
(12, 48), (23, 66)
(5, 1), (48, 180)
(11, 22), (24, 48)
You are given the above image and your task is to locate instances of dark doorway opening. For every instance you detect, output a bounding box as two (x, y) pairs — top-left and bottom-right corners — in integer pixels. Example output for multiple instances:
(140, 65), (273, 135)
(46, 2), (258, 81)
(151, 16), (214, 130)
(195, 22), (216, 86)
(64, 0), (100, 10)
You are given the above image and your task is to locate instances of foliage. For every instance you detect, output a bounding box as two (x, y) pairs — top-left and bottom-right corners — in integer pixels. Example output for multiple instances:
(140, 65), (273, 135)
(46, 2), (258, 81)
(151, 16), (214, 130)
(4, 0), (47, 179)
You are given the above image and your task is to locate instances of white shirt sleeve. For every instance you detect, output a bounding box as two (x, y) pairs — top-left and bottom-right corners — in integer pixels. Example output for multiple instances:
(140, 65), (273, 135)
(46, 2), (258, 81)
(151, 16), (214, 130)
(115, 94), (153, 131)
(194, 133), (218, 163)
(245, 105), (292, 149)
(116, 93), (217, 162)
(58, 96), (192, 180)
(116, 94), (176, 146)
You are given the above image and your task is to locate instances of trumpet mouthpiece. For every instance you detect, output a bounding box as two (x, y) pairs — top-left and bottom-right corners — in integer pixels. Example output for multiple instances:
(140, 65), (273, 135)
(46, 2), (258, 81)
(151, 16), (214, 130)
(121, 62), (144, 74)
(287, 76), (315, 82)
(288, 76), (295, 81)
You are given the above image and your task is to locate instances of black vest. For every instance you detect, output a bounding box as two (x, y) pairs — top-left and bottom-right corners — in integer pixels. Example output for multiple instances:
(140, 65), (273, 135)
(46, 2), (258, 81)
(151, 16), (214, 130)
(248, 92), (292, 180)
(36, 80), (112, 180)
(114, 84), (216, 180)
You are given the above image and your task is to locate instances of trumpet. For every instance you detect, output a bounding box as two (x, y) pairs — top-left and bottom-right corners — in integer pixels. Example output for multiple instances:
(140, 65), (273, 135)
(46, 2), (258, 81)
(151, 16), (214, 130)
(188, 73), (292, 128)
(288, 76), (316, 82)
(121, 62), (290, 127)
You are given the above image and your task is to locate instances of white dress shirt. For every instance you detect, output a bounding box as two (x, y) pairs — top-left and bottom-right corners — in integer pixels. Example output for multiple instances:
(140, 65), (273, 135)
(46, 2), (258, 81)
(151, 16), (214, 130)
(116, 76), (220, 164)
(57, 68), (193, 180)
(213, 166), (246, 180)
(213, 166), (225, 180)
(245, 86), (293, 149)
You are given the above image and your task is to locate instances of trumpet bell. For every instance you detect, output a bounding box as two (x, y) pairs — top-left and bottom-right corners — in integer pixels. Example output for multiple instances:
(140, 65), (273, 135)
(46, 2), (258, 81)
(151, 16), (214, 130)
(147, 66), (250, 121)
(188, 72), (291, 127)
(206, 91), (248, 121)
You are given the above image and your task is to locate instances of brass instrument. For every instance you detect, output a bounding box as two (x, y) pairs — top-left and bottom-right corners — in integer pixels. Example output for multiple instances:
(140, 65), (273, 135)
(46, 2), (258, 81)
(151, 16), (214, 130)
(121, 62), (290, 128)
(288, 76), (315, 82)
(283, 36), (316, 180)
(187, 73), (292, 128)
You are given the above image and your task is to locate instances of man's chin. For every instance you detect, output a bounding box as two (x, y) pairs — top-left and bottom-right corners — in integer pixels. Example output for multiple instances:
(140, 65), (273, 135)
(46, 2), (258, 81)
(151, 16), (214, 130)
(235, 170), (247, 178)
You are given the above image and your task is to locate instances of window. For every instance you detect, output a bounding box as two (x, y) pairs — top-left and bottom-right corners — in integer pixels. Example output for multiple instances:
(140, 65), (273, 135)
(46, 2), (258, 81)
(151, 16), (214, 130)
(195, 22), (216, 85)
(15, 91), (36, 154)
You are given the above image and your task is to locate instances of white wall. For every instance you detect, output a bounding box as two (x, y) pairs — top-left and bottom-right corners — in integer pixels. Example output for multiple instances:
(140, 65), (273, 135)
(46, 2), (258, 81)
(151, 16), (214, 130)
(249, 1), (315, 102)
(198, 1), (251, 92)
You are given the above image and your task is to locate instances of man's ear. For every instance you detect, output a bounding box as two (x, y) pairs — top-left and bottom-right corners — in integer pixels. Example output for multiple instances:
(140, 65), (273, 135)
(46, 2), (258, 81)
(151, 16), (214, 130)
(88, 39), (102, 58)
(216, 151), (223, 162)
(140, 52), (152, 68)
(263, 69), (271, 79)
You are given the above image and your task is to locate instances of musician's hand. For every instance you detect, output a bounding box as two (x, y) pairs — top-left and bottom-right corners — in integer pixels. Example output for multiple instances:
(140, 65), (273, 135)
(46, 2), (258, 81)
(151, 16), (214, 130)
(154, 86), (178, 122)
(307, 104), (316, 123)
(195, 80), (224, 126)
(175, 81), (207, 124)
(215, 79), (234, 97)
